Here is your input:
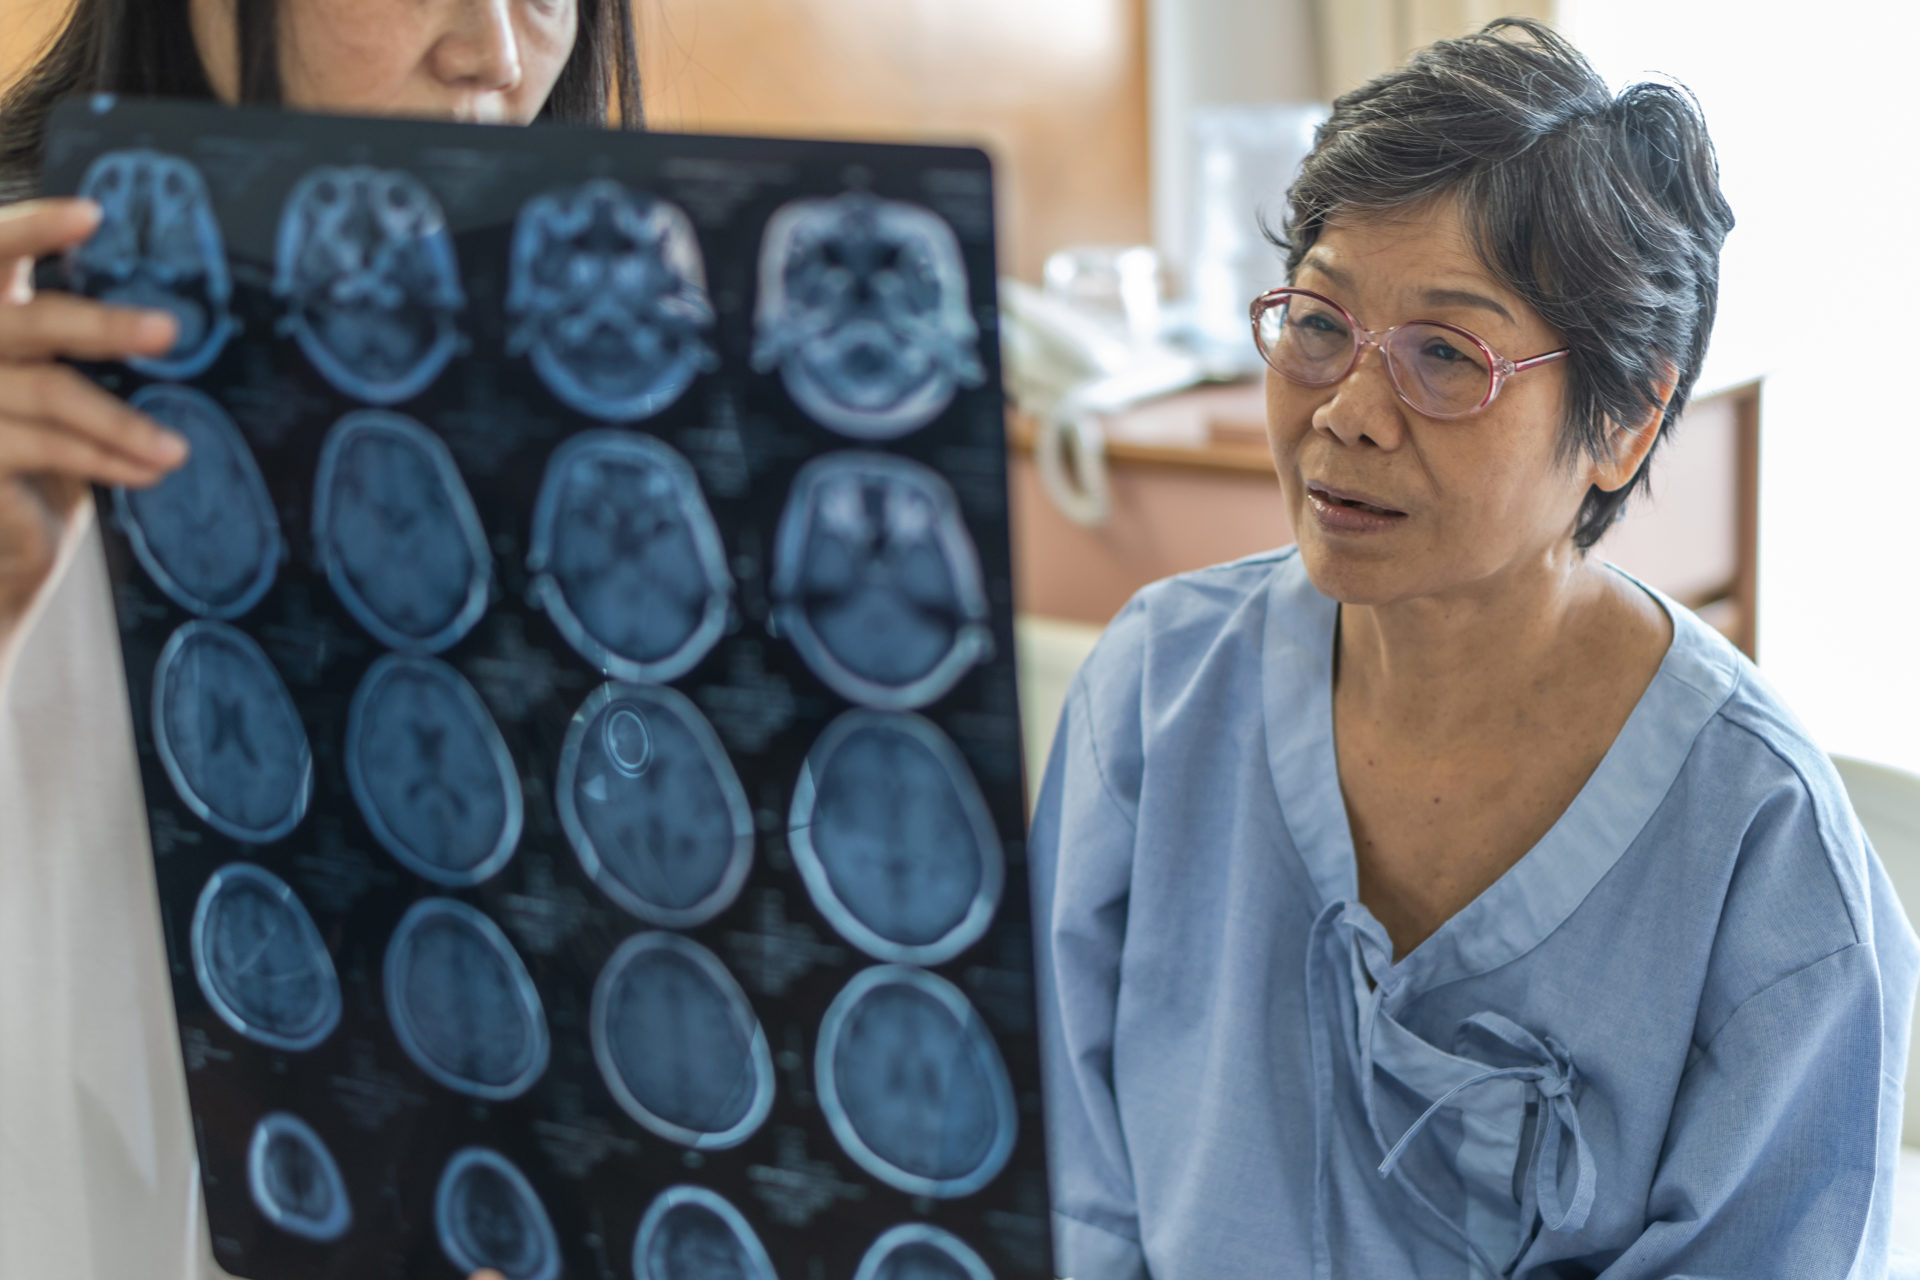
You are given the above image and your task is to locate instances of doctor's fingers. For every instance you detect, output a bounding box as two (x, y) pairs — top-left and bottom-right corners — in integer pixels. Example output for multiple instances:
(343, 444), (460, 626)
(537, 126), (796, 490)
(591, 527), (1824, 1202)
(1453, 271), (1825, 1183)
(0, 364), (186, 474)
(0, 198), (102, 280)
(0, 289), (177, 363)
(0, 415), (180, 490)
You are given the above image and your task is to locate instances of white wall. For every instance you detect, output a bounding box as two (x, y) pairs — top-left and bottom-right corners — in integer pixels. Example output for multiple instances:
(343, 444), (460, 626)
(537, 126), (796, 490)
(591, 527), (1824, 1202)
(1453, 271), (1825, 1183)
(1559, 0), (1920, 774)
(1146, 0), (1318, 278)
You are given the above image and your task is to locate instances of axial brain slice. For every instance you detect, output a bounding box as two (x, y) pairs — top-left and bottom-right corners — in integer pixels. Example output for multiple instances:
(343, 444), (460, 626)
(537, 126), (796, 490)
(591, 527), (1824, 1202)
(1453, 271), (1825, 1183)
(557, 684), (753, 927)
(854, 1226), (996, 1280)
(114, 385), (279, 619)
(313, 411), (490, 653)
(529, 432), (730, 682)
(154, 621), (312, 843)
(434, 1149), (560, 1280)
(818, 967), (1016, 1198)
(247, 1112), (351, 1242)
(633, 1187), (776, 1280)
(771, 454), (990, 709)
(274, 165), (464, 403)
(384, 899), (549, 1100)
(752, 192), (985, 439)
(791, 711), (1002, 963)
(590, 933), (773, 1148)
(347, 656), (522, 887)
(507, 180), (716, 421)
(191, 863), (340, 1051)
(71, 149), (234, 379)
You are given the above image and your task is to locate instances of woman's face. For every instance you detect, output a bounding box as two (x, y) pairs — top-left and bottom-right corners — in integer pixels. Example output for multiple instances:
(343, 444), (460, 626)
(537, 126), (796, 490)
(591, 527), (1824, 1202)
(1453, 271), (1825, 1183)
(1265, 198), (1618, 608)
(190, 0), (578, 124)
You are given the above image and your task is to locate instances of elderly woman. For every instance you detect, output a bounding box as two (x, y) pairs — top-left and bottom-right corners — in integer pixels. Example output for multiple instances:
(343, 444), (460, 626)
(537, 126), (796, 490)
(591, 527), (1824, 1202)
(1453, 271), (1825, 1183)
(1031, 20), (1918, 1280)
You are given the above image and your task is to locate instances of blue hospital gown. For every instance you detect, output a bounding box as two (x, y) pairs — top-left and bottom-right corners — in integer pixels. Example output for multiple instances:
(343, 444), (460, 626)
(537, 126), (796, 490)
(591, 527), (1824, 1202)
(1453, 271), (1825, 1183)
(1029, 548), (1919, 1279)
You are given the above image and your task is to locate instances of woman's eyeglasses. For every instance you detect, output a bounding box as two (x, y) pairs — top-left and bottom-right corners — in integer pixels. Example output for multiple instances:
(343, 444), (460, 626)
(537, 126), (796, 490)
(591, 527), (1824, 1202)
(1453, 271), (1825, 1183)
(1249, 286), (1569, 420)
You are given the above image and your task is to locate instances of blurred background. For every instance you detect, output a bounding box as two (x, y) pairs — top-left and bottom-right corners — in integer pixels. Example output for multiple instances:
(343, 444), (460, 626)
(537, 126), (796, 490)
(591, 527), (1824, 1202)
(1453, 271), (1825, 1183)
(0, 0), (1915, 780)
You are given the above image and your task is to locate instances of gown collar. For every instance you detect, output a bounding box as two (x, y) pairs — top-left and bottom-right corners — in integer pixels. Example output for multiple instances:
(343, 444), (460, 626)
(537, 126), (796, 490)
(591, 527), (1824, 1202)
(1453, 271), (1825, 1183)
(1261, 547), (1742, 994)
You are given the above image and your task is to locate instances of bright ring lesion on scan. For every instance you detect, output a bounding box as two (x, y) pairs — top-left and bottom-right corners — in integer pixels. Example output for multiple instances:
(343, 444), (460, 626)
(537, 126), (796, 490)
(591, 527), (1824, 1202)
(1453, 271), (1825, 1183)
(752, 191), (985, 440)
(112, 384), (281, 620)
(153, 620), (312, 843)
(789, 709), (1003, 965)
(528, 430), (732, 683)
(433, 1147), (562, 1280)
(246, 1110), (352, 1243)
(507, 179), (718, 422)
(770, 452), (991, 710)
(346, 654), (522, 888)
(312, 409), (492, 654)
(631, 1185), (778, 1280)
(383, 898), (550, 1101)
(69, 148), (236, 379)
(555, 682), (754, 928)
(190, 862), (340, 1052)
(589, 931), (775, 1150)
(273, 165), (465, 404)
(815, 965), (1018, 1199)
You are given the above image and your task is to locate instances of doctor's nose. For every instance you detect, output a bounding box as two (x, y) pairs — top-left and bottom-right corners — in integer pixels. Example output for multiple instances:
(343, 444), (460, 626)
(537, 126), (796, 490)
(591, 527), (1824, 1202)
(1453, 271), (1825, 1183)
(431, 0), (525, 97)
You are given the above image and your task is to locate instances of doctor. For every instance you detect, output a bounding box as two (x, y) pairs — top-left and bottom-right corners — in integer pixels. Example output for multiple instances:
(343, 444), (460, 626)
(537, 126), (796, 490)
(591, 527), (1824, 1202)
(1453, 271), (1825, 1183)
(0, 2), (637, 1277)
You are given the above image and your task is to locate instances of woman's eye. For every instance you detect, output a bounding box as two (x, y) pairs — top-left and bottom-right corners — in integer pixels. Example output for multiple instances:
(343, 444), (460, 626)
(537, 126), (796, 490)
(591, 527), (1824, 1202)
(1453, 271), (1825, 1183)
(1294, 313), (1345, 335)
(1422, 339), (1471, 363)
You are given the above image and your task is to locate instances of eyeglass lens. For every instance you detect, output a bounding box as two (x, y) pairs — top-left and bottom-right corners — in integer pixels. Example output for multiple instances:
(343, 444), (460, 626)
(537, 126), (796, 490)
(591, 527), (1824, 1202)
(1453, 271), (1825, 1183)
(1254, 292), (1494, 417)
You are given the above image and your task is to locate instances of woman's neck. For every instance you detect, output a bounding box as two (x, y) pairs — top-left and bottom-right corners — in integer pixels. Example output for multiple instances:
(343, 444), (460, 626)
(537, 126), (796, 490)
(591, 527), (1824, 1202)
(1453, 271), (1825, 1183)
(1333, 556), (1670, 752)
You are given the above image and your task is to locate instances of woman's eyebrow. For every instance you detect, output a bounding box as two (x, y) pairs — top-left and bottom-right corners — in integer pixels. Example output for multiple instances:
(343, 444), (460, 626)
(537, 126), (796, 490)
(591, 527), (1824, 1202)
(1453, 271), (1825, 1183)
(1420, 287), (1515, 325)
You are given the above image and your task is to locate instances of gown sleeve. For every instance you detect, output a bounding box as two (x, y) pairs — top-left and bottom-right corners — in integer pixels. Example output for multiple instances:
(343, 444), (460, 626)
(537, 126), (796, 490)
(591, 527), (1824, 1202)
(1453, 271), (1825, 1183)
(1028, 625), (1153, 1280)
(1596, 916), (1917, 1278)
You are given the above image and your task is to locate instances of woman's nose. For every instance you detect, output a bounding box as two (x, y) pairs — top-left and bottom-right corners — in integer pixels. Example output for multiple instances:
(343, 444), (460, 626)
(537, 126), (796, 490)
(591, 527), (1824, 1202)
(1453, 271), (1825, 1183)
(1313, 340), (1406, 449)
(431, 0), (525, 95)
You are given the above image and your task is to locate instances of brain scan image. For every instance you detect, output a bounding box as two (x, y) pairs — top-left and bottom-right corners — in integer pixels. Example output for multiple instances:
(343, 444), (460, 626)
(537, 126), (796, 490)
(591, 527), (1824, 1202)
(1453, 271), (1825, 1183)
(112, 385), (279, 620)
(383, 898), (549, 1100)
(632, 1186), (777, 1280)
(346, 655), (522, 888)
(751, 192), (985, 439)
(527, 431), (730, 682)
(246, 1111), (352, 1243)
(273, 165), (464, 403)
(853, 1224), (996, 1280)
(69, 149), (235, 379)
(555, 683), (753, 928)
(789, 710), (1002, 965)
(190, 862), (340, 1052)
(312, 410), (491, 653)
(770, 453), (990, 709)
(589, 932), (774, 1149)
(507, 181), (717, 422)
(816, 966), (1016, 1198)
(153, 621), (312, 843)
(434, 1148), (561, 1280)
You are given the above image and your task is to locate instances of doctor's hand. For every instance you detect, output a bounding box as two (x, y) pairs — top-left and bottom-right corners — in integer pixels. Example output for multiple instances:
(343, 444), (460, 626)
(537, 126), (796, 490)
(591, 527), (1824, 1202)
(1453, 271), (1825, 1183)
(0, 197), (186, 633)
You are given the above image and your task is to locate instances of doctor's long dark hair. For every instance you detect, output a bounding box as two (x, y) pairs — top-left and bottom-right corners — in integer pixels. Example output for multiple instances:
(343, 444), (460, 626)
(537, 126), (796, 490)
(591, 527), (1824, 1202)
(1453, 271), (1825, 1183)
(0, 0), (644, 201)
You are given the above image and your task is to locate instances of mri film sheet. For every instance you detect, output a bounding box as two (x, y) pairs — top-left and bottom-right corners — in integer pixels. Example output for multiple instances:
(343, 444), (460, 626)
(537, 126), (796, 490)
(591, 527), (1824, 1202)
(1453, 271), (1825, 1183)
(49, 96), (1046, 1280)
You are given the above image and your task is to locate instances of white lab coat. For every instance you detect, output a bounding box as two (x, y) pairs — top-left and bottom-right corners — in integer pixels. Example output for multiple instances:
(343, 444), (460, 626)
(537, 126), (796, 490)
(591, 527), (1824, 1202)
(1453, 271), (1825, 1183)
(0, 502), (224, 1280)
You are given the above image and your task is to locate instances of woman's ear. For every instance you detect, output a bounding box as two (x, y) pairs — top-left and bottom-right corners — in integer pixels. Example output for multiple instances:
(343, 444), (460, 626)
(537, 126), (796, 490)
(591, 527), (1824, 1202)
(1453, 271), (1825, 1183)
(1591, 364), (1678, 493)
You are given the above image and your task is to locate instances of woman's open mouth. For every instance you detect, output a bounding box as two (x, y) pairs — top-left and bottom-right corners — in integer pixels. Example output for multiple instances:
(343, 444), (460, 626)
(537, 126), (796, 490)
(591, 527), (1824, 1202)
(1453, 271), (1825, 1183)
(1307, 482), (1405, 518)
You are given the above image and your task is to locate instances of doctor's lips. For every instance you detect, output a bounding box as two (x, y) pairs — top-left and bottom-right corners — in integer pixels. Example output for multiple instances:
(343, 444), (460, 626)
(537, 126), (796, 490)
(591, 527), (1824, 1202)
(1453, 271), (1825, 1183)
(1306, 482), (1406, 518)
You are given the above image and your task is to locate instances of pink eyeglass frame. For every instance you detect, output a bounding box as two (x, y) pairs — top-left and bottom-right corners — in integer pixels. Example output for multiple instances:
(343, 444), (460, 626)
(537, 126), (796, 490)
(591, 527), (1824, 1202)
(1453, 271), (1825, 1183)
(1249, 286), (1571, 419)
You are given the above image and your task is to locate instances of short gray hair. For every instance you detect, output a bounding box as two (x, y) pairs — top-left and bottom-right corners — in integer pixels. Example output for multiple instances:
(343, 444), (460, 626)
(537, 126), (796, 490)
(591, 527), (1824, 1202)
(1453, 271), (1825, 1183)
(1274, 18), (1735, 549)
